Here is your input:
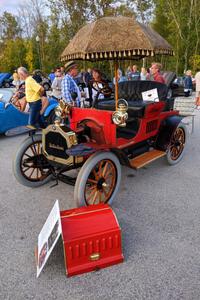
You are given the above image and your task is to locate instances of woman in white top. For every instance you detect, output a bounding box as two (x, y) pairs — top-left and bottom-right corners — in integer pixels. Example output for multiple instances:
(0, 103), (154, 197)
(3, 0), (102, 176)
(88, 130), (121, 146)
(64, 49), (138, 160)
(140, 67), (150, 80)
(51, 68), (63, 100)
(90, 69), (112, 105)
(195, 70), (200, 108)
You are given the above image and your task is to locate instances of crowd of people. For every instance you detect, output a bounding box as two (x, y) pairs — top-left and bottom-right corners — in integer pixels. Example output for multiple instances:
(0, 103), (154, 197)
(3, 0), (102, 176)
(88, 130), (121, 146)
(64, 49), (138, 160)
(122, 63), (165, 83)
(11, 63), (113, 129)
(9, 61), (200, 129)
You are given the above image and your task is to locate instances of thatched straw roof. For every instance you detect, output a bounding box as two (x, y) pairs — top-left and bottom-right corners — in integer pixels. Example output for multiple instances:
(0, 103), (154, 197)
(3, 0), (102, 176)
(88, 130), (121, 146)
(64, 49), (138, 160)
(61, 16), (173, 62)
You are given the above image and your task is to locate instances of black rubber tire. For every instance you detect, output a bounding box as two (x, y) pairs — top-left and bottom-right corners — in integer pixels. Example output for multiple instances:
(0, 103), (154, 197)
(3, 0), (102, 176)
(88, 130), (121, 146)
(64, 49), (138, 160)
(166, 122), (188, 165)
(13, 134), (52, 187)
(74, 151), (121, 207)
(4, 82), (10, 88)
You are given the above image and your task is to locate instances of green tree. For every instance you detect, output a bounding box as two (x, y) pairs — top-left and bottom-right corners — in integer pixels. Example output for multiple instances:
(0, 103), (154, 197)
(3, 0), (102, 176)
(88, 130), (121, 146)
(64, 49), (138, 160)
(0, 12), (21, 40)
(0, 12), (26, 72)
(153, 0), (200, 74)
(129, 0), (154, 23)
(45, 14), (66, 71)
(25, 40), (35, 71)
(0, 38), (27, 72)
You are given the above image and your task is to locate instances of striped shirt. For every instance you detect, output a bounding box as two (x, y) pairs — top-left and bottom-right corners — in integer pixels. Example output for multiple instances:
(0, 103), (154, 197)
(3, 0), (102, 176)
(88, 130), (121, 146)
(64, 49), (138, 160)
(61, 74), (81, 106)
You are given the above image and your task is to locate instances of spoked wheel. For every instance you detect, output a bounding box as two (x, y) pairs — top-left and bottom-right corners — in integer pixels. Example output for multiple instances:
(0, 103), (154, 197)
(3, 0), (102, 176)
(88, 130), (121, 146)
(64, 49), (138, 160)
(13, 134), (53, 187)
(166, 123), (187, 165)
(74, 152), (121, 207)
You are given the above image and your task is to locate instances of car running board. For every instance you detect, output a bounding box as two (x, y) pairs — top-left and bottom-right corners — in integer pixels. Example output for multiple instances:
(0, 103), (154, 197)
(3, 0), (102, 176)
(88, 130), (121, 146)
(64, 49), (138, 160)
(129, 149), (166, 169)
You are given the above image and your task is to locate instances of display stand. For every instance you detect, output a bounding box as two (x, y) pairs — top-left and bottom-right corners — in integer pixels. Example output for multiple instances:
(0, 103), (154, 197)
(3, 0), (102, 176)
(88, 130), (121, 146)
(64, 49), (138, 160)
(36, 202), (123, 277)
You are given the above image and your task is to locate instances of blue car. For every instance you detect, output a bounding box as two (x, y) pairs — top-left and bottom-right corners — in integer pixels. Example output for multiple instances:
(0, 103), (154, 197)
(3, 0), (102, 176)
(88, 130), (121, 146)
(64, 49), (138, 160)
(0, 89), (58, 135)
(0, 73), (12, 87)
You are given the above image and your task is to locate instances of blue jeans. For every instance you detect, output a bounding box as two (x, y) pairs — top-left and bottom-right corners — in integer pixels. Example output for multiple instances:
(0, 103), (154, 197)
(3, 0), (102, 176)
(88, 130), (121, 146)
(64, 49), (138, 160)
(28, 100), (43, 128)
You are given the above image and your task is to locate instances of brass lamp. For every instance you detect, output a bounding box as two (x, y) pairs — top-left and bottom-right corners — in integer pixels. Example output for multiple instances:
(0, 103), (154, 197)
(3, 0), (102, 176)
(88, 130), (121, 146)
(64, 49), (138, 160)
(112, 99), (128, 127)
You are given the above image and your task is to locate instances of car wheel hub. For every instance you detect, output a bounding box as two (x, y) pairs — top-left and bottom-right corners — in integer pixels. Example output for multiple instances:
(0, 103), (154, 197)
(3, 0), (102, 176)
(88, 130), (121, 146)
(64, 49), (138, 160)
(97, 177), (106, 190)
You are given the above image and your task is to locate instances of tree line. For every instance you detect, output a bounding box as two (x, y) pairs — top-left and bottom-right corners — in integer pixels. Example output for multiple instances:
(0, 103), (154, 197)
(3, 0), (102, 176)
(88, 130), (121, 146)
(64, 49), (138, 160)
(0, 0), (199, 75)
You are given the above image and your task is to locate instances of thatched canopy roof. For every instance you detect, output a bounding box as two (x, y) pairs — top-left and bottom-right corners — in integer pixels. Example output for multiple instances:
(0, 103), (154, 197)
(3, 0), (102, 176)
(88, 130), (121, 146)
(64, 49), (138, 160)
(61, 16), (173, 62)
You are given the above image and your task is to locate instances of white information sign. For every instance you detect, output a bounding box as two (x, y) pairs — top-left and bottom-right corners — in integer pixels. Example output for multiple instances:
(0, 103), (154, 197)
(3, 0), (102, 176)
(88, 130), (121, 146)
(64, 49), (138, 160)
(142, 88), (159, 102)
(36, 200), (62, 277)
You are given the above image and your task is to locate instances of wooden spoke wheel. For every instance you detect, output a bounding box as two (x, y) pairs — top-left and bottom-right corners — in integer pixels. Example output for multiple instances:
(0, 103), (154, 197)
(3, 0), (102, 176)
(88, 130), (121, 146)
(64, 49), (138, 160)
(74, 152), (121, 207)
(166, 123), (187, 165)
(13, 134), (53, 187)
(85, 159), (117, 205)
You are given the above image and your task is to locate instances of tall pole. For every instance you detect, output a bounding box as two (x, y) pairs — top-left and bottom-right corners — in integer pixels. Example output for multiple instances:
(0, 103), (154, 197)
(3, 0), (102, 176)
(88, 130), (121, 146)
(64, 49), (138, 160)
(36, 36), (42, 70)
(114, 61), (119, 110)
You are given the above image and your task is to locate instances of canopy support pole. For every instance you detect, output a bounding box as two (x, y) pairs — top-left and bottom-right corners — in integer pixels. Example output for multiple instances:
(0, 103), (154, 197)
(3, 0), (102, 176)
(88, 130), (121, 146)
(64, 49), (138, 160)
(114, 61), (119, 110)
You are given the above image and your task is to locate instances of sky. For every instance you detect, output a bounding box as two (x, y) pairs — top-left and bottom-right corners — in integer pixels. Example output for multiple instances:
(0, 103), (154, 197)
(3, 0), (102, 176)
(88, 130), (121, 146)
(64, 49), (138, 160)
(0, 0), (25, 15)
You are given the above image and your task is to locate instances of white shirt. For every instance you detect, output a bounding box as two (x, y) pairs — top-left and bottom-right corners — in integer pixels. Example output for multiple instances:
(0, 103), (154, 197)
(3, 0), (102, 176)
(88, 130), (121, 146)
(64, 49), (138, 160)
(195, 72), (200, 92)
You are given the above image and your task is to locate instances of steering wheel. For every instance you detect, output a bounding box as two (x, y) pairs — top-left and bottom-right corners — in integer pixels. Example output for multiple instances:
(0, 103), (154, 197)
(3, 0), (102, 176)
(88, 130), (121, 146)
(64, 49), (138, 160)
(92, 81), (111, 96)
(92, 81), (112, 108)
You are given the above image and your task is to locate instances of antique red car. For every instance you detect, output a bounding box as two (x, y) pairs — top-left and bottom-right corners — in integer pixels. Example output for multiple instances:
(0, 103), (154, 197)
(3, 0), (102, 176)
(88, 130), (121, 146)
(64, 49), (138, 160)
(13, 80), (187, 206)
(13, 17), (187, 207)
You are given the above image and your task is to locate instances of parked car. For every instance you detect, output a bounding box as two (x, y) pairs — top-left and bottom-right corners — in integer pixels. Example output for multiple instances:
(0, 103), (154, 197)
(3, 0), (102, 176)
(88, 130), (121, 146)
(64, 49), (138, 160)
(13, 80), (188, 207)
(162, 72), (195, 98)
(32, 70), (51, 91)
(2, 75), (15, 88)
(0, 73), (12, 88)
(0, 89), (58, 135)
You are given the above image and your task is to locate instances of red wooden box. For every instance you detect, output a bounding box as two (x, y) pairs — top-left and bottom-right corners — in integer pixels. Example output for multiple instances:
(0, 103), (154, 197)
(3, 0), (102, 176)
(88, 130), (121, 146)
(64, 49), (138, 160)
(60, 204), (124, 277)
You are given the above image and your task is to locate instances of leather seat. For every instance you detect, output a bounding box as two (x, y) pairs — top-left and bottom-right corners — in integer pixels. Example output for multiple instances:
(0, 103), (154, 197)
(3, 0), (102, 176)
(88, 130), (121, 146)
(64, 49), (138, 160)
(97, 80), (170, 117)
(98, 99), (146, 117)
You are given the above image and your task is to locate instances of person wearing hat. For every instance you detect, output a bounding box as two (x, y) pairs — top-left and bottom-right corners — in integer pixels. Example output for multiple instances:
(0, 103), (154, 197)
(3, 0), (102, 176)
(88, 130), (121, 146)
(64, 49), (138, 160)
(61, 61), (81, 107)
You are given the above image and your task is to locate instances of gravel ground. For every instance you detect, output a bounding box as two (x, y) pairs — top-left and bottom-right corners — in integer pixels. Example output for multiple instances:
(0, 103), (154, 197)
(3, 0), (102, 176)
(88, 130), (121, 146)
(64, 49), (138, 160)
(0, 113), (200, 300)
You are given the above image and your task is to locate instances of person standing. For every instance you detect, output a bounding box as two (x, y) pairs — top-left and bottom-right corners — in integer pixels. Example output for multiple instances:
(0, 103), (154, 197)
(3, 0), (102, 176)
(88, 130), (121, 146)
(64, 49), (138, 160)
(184, 70), (193, 97)
(12, 69), (20, 90)
(195, 69), (200, 108)
(126, 66), (132, 80)
(60, 66), (65, 77)
(113, 69), (126, 84)
(83, 68), (93, 103)
(84, 68), (92, 86)
(48, 69), (55, 83)
(32, 70), (49, 115)
(61, 61), (81, 107)
(18, 67), (44, 129)
(140, 67), (150, 80)
(131, 65), (140, 81)
(150, 62), (165, 84)
(51, 68), (63, 100)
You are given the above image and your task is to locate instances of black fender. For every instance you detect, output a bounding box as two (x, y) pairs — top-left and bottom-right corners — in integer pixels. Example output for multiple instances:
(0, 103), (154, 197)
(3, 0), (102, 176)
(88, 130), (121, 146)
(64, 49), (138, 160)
(66, 143), (96, 156)
(156, 115), (184, 151)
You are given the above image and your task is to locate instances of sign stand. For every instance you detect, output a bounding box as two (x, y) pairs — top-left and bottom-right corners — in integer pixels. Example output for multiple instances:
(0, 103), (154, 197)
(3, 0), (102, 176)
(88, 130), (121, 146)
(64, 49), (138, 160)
(36, 202), (124, 277)
(36, 200), (62, 277)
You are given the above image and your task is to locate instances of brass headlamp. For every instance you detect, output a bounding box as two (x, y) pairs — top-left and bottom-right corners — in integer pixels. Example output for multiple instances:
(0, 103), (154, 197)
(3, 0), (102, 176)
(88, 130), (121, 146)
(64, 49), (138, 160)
(55, 99), (72, 120)
(112, 99), (128, 127)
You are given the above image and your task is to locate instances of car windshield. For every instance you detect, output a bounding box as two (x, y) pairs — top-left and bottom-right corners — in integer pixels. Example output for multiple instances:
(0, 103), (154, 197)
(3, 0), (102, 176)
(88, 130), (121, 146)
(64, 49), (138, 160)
(173, 77), (184, 85)
(0, 89), (13, 103)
